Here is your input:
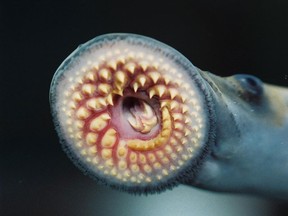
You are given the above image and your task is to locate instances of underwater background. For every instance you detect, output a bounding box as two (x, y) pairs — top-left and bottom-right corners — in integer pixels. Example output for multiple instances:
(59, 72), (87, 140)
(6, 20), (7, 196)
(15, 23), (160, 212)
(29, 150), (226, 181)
(1, 0), (288, 215)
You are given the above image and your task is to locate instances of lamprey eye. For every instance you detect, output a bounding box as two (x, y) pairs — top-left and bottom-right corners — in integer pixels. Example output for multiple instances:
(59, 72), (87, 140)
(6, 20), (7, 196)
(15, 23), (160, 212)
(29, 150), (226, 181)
(234, 74), (263, 102)
(50, 33), (214, 193)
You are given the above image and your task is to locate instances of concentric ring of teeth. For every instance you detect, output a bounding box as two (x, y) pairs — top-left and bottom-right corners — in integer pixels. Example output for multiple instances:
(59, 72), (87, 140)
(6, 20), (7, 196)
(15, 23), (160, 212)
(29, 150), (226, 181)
(58, 46), (205, 186)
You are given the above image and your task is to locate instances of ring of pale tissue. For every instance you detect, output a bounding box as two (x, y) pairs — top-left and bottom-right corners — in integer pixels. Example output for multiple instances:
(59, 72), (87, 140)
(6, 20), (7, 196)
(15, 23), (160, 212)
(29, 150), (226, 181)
(50, 34), (214, 193)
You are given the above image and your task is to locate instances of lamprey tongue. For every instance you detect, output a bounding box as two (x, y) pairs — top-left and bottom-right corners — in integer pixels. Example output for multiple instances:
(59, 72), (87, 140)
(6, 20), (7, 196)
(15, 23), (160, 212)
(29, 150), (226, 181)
(50, 33), (211, 193)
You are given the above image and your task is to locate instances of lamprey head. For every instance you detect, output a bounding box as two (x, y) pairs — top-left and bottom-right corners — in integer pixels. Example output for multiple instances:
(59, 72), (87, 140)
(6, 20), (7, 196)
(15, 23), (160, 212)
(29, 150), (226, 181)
(50, 33), (215, 193)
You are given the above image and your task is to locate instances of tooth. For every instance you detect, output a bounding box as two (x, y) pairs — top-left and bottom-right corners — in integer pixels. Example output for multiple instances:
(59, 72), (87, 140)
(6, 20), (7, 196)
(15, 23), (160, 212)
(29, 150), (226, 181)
(184, 128), (191, 137)
(130, 177), (136, 182)
(174, 122), (184, 130)
(192, 126), (199, 132)
(127, 51), (135, 59)
(144, 165), (152, 173)
(137, 75), (146, 86)
(115, 70), (127, 85)
(75, 77), (83, 84)
(125, 63), (136, 74)
(148, 153), (156, 162)
(149, 88), (156, 98)
(184, 118), (191, 124)
(107, 60), (117, 70)
(99, 68), (111, 81)
(72, 92), (83, 102)
(182, 105), (189, 113)
(153, 162), (162, 169)
(161, 128), (170, 137)
(87, 97), (106, 110)
(139, 61), (149, 71)
(116, 56), (125, 64)
(90, 113), (111, 131)
(174, 131), (182, 139)
(118, 161), (127, 170)
(131, 164), (139, 172)
(92, 157), (99, 165)
(110, 168), (117, 176)
(168, 88), (178, 99)
(176, 145), (183, 153)
(101, 128), (117, 148)
(101, 149), (112, 160)
(162, 63), (170, 71)
(80, 149), (87, 156)
(163, 75), (171, 85)
(127, 116), (142, 131)
(98, 55), (106, 62)
(171, 153), (177, 160)
(133, 82), (139, 92)
(139, 154), (146, 164)
(156, 150), (164, 158)
(165, 145), (173, 154)
(145, 177), (152, 183)
(76, 107), (90, 119)
(88, 146), (97, 155)
(85, 71), (96, 81)
(86, 132), (98, 145)
(75, 141), (83, 148)
(160, 100), (169, 108)
(182, 138), (188, 145)
(181, 94), (188, 102)
(68, 101), (76, 109)
(172, 113), (183, 121)
(106, 94), (114, 106)
(117, 147), (127, 158)
(170, 138), (177, 145)
(129, 152), (137, 163)
(162, 157), (169, 164)
(155, 85), (166, 97)
(98, 83), (111, 95)
(82, 84), (96, 95)
(162, 169), (169, 176)
(170, 101), (179, 110)
(148, 71), (160, 83)
(112, 88), (123, 96)
(105, 158), (114, 168)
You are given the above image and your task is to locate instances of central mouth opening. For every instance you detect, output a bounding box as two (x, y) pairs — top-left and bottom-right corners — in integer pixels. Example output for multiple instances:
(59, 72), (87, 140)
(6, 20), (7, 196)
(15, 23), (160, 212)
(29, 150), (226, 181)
(110, 94), (161, 140)
(123, 96), (158, 134)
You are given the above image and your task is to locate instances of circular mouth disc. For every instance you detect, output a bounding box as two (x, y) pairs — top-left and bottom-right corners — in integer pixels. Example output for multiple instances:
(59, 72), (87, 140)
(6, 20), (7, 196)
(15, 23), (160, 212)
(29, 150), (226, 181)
(50, 33), (212, 193)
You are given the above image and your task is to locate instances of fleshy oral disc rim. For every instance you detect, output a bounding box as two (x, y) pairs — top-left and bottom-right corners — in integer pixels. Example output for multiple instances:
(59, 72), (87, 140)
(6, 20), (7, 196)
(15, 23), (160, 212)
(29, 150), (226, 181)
(50, 33), (215, 193)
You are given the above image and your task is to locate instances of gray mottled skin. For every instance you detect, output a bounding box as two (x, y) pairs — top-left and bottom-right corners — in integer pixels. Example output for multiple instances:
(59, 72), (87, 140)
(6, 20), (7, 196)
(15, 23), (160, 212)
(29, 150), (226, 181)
(186, 70), (288, 200)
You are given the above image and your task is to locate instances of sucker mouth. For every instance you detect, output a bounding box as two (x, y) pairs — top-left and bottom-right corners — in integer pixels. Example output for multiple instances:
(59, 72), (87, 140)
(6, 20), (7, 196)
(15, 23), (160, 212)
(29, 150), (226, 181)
(50, 33), (211, 192)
